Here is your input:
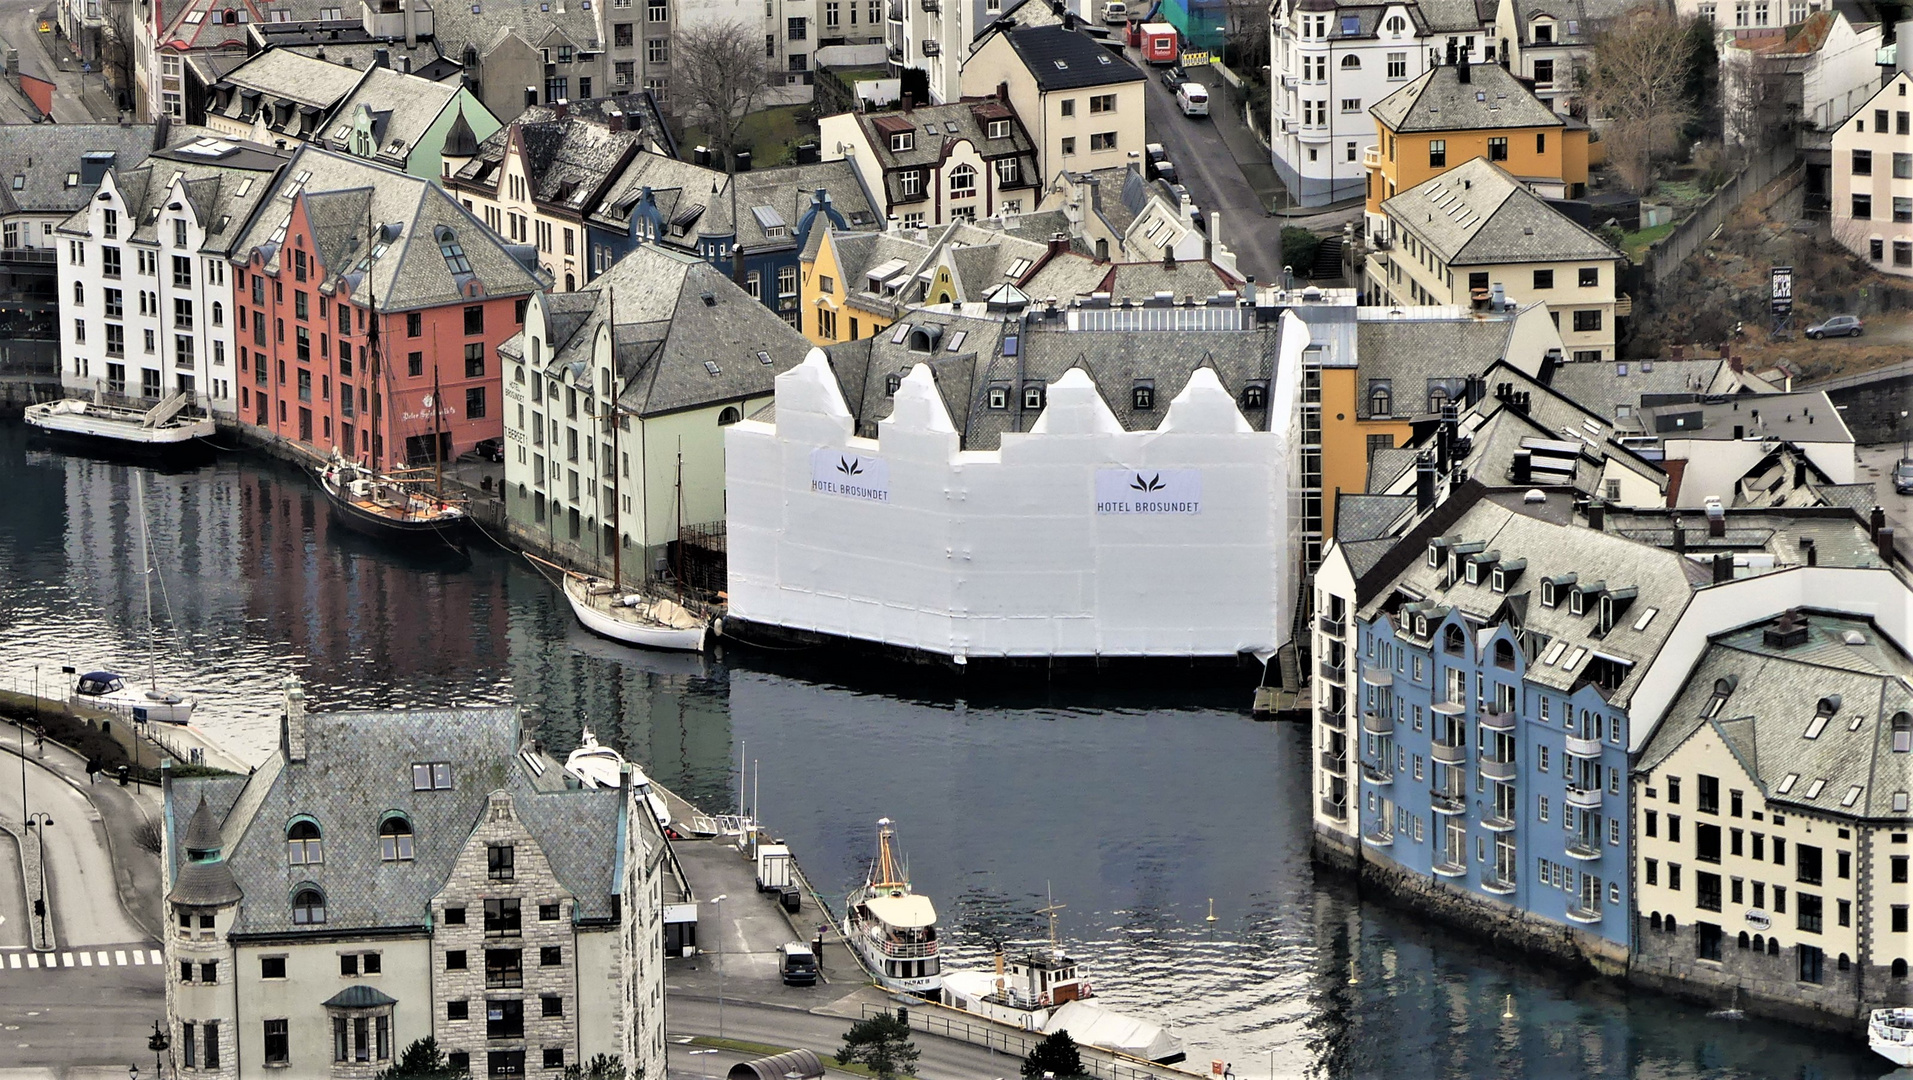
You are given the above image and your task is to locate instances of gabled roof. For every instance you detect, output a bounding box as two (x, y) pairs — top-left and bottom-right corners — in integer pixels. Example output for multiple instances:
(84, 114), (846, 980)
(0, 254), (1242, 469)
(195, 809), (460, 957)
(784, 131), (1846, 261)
(1353, 309), (1520, 419)
(1003, 24), (1145, 91)
(325, 66), (478, 166)
(1382, 157), (1618, 265)
(0, 124), (161, 218)
(1370, 61), (1563, 133)
(858, 100), (1039, 204)
(58, 136), (291, 256)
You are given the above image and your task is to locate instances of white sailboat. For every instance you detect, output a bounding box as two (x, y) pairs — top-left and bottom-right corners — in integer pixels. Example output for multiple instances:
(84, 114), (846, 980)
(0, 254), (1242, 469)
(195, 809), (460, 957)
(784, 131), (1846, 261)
(845, 818), (942, 997)
(73, 472), (198, 725)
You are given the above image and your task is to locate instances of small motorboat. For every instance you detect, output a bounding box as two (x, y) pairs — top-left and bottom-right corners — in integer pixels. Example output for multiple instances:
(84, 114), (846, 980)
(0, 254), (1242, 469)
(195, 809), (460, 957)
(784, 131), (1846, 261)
(1871, 1008), (1913, 1066)
(72, 671), (195, 726)
(845, 818), (942, 997)
(562, 728), (671, 830)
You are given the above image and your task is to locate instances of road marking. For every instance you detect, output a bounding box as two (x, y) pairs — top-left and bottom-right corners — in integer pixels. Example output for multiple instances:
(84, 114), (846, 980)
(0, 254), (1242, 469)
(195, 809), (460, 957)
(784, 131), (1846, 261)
(130, 950), (145, 965)
(113, 950), (127, 965)
(79, 953), (91, 966)
(6, 955), (16, 969)
(96, 951), (109, 966)
(25, 955), (37, 969)
(149, 950), (163, 964)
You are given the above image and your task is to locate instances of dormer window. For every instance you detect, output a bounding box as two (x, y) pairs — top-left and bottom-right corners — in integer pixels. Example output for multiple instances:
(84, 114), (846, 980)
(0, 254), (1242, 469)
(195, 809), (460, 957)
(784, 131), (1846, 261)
(1242, 383), (1266, 409)
(1415, 615), (1428, 637)
(1465, 561), (1479, 585)
(412, 762), (453, 790)
(1491, 568), (1506, 592)
(1132, 381), (1155, 410)
(890, 131), (914, 152)
(1023, 383), (1045, 410)
(1702, 676), (1737, 718)
(1569, 589), (1586, 615)
(287, 819), (323, 865)
(1893, 712), (1911, 753)
(292, 886), (327, 925)
(988, 385), (1009, 409)
(379, 815), (415, 861)
(885, 373), (902, 395)
(988, 119), (1010, 138)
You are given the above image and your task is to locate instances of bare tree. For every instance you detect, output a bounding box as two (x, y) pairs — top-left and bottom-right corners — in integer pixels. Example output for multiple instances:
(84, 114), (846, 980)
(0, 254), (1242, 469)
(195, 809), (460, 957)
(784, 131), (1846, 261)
(1720, 49), (1796, 156)
(1220, 0), (1267, 70)
(97, 0), (138, 110)
(672, 20), (775, 173)
(1581, 6), (1698, 194)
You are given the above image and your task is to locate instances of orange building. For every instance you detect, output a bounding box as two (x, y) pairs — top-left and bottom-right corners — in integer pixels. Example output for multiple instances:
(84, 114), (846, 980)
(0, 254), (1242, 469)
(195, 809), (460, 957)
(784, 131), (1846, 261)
(1362, 60), (1589, 244)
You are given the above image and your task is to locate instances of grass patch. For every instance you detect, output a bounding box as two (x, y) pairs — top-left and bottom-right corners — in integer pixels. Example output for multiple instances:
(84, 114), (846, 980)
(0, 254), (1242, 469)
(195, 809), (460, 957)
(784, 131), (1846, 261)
(1655, 179), (1710, 204)
(685, 104), (818, 169)
(1623, 221), (1676, 259)
(687, 1036), (879, 1078)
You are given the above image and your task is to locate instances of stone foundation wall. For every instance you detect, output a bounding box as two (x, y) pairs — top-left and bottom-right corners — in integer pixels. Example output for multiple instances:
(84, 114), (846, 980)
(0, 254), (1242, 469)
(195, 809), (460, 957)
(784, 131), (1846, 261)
(1630, 925), (1872, 1036)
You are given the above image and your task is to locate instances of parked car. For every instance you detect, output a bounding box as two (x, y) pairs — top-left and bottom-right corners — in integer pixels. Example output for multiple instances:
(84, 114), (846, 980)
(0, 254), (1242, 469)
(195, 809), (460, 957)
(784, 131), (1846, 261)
(1144, 144), (1177, 183)
(1805, 314), (1863, 338)
(1895, 459), (1913, 495)
(475, 437), (505, 462)
(1176, 82), (1209, 117)
(1101, 0), (1127, 23)
(1161, 64), (1186, 89)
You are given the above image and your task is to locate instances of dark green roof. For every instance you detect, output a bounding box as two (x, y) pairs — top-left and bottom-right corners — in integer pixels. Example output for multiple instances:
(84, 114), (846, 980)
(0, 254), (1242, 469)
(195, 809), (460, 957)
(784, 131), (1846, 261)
(324, 984), (399, 1009)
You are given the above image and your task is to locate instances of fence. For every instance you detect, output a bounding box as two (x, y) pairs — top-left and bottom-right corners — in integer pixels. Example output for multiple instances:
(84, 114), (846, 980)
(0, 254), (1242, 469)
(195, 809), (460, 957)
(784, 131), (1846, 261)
(1639, 143), (1799, 289)
(857, 1003), (1199, 1080)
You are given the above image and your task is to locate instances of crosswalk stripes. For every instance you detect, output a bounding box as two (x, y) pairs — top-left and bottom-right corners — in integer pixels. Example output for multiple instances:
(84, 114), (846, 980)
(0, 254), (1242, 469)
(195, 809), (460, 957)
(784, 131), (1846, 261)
(1, 945), (161, 972)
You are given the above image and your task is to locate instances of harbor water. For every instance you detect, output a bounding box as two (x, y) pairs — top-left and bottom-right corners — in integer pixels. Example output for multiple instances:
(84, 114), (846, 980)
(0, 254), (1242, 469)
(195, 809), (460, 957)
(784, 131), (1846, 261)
(0, 420), (1888, 1080)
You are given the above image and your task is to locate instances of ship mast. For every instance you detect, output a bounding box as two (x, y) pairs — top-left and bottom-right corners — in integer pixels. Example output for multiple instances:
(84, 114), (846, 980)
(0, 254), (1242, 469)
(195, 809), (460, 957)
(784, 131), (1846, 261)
(432, 358), (444, 497)
(874, 817), (903, 888)
(1036, 885), (1067, 960)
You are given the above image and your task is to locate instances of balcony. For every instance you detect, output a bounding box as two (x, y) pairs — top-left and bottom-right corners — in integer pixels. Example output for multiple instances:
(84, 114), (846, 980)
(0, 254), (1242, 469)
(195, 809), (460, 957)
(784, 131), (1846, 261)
(1319, 798), (1347, 821)
(1566, 837), (1601, 861)
(1320, 708), (1346, 731)
(1433, 857), (1468, 878)
(1319, 750), (1347, 774)
(1316, 612), (1345, 636)
(1360, 762), (1393, 787)
(1319, 659), (1346, 684)
(1479, 755), (1516, 782)
(1362, 145), (1381, 168)
(1480, 709), (1514, 732)
(1566, 902), (1603, 925)
(1281, 74), (1297, 88)
(1430, 788), (1466, 815)
(1431, 740), (1466, 764)
(1361, 711), (1392, 734)
(0, 247), (57, 267)
(1566, 734), (1602, 758)
(1361, 667), (1393, 687)
(1481, 812), (1516, 832)
(1566, 785), (1602, 810)
(1431, 700), (1466, 715)
(1362, 824), (1393, 848)
(1615, 293), (1633, 317)
(1482, 872), (1517, 895)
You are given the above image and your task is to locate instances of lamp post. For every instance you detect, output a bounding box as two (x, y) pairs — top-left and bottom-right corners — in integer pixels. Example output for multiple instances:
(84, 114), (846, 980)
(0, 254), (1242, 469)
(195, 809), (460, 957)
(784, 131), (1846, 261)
(710, 894), (728, 1039)
(148, 1020), (170, 1080)
(26, 813), (53, 941)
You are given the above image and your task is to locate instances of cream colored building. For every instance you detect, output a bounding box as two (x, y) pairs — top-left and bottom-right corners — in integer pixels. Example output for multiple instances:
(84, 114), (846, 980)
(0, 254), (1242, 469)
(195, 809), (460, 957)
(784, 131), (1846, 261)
(1633, 609), (1913, 1025)
(1830, 71), (1913, 278)
(162, 683), (669, 1078)
(960, 22), (1146, 186)
(1367, 156), (1623, 361)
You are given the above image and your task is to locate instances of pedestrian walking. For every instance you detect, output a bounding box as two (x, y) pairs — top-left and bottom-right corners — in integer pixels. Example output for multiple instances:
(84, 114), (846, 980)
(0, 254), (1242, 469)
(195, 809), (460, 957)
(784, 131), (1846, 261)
(85, 756), (100, 783)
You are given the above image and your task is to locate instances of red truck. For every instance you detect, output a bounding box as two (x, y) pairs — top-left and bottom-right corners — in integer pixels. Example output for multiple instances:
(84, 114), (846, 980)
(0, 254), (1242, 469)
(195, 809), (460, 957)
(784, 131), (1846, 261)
(1138, 22), (1179, 64)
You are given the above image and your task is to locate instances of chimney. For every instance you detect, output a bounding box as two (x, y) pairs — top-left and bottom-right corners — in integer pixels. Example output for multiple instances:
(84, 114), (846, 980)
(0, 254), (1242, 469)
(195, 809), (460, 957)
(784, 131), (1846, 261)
(1802, 537), (1818, 567)
(1458, 54), (1471, 83)
(281, 676), (307, 763)
(1880, 526), (1897, 562)
(1713, 552), (1734, 583)
(1206, 209), (1220, 261)
(402, 55), (412, 73)
(1445, 38), (1458, 66)
(733, 149), (752, 172)
(1588, 500), (1605, 531)
(1244, 275), (1257, 305)
(1730, 355), (1744, 374)
(1792, 458), (1806, 488)
(607, 109), (625, 133)
(1671, 514), (1686, 553)
(1764, 608), (1810, 647)
(902, 92), (914, 112)
(405, 0), (419, 47)
(1416, 454), (1436, 511)
(1048, 232), (1069, 256)
(554, 98), (570, 120)
(1871, 505), (1886, 540)
(693, 145), (711, 167)
(1719, 342), (1731, 358)
(373, 46), (390, 68)
(1732, 424), (1743, 439)
(997, 81), (1010, 103)
(1671, 343), (1685, 360)
(1490, 282), (1505, 310)
(1511, 450), (1531, 485)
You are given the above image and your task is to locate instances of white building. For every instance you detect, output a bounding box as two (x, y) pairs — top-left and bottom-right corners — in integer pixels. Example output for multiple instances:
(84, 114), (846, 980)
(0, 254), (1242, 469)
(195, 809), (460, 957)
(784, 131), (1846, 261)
(1269, 0), (1486, 206)
(1720, 10), (1884, 149)
(724, 299), (1310, 663)
(55, 135), (289, 418)
(1830, 71), (1913, 276)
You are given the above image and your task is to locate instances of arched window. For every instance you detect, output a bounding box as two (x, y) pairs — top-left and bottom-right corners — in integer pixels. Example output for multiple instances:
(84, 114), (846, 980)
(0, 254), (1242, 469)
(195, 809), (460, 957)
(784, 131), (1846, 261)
(1650, 912), (1662, 931)
(1767, 938), (1779, 956)
(292, 886), (327, 925)
(1664, 915), (1676, 934)
(718, 406), (742, 425)
(1493, 640), (1515, 669)
(1427, 386), (1449, 414)
(1753, 934), (1764, 952)
(1894, 711), (1911, 753)
(1838, 953), (1850, 971)
(564, 273), (575, 291)
(1737, 931), (1749, 949)
(1443, 624), (1465, 655)
(949, 164), (977, 194)
(73, 281), (83, 305)
(1894, 958), (1908, 979)
(211, 301), (224, 326)
(1368, 382), (1393, 416)
(1241, 383), (1266, 409)
(1340, 54), (1361, 68)
(379, 815), (414, 861)
(287, 819), (323, 865)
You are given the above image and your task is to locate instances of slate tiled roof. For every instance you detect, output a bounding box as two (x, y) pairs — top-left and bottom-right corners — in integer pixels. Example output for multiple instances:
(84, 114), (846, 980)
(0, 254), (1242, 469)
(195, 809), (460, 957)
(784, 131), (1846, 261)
(1371, 62), (1563, 133)
(236, 144), (543, 311)
(277, 40), (461, 80)
(1382, 158), (1618, 266)
(1542, 356), (1727, 418)
(167, 707), (624, 936)
(431, 0), (599, 68)
(860, 100), (1039, 206)
(57, 136), (291, 257)
(1640, 612), (1913, 822)
(1004, 24), (1145, 91)
(1336, 492), (1416, 542)
(0, 124), (161, 218)
(1502, 0), (1635, 46)
(1353, 309), (1517, 419)
(324, 67), (475, 168)
(523, 244), (813, 418)
(211, 48), (369, 138)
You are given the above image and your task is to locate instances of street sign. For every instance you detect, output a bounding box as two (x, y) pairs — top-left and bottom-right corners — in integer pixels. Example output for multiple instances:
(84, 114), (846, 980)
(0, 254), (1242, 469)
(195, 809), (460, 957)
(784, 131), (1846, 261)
(1181, 49), (1213, 65)
(38, 20), (51, 32)
(1770, 265), (1793, 316)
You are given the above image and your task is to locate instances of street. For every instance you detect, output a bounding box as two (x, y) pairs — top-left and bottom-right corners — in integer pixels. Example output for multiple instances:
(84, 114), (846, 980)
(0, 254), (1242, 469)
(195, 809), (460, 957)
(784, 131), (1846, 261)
(0, 0), (115, 123)
(667, 996), (1024, 1080)
(1139, 64), (1285, 282)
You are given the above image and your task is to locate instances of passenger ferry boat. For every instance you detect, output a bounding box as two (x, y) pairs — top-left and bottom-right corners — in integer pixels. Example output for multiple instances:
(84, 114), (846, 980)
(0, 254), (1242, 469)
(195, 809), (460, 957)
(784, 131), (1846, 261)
(1871, 1008), (1913, 1066)
(24, 393), (214, 464)
(845, 818), (941, 997)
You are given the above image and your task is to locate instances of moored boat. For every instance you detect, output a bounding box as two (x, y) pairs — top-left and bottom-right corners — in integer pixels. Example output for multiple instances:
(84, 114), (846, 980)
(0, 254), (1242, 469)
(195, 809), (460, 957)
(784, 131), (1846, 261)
(845, 817), (941, 997)
(316, 455), (467, 542)
(1871, 1008), (1913, 1066)
(556, 569), (709, 653)
(72, 670), (195, 725)
(562, 727), (672, 829)
(24, 394), (214, 464)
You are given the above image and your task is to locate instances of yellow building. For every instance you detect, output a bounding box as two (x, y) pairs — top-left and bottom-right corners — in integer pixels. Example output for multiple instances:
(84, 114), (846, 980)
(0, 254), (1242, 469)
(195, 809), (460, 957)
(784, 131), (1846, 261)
(1633, 609), (1913, 1025)
(1363, 60), (1590, 234)
(799, 224), (1049, 347)
(1366, 157), (1623, 361)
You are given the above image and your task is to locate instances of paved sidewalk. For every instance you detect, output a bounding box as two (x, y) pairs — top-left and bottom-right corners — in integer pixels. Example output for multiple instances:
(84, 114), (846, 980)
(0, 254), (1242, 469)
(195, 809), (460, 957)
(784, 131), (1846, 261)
(0, 719), (163, 943)
(1189, 65), (1287, 213)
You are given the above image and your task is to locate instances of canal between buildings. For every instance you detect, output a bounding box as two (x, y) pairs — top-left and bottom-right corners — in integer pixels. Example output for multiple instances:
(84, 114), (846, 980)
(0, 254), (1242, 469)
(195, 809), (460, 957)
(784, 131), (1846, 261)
(0, 421), (1887, 1080)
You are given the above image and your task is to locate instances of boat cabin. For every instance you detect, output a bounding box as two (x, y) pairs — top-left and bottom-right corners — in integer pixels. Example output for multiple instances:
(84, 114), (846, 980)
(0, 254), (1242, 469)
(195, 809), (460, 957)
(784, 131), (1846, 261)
(75, 671), (127, 696)
(992, 950), (1088, 1009)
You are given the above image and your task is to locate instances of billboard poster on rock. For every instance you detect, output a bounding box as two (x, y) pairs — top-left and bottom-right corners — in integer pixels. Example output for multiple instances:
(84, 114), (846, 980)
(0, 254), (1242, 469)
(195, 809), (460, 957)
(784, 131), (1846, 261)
(1094, 469), (1202, 514)
(810, 448), (891, 502)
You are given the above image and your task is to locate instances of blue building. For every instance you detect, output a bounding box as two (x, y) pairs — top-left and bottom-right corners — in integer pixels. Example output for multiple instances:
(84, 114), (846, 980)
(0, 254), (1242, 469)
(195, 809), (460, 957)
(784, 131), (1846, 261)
(585, 157), (878, 328)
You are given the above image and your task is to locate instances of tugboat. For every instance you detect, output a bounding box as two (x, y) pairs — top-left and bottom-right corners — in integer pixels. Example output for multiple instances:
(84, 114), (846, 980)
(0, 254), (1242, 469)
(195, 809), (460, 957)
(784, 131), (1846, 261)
(316, 454), (467, 541)
(1871, 1008), (1913, 1066)
(845, 818), (941, 997)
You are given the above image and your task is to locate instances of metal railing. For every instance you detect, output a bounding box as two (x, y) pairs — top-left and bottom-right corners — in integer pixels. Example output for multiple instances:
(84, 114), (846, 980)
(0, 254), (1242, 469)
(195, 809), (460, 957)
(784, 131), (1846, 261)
(859, 1004), (1194, 1080)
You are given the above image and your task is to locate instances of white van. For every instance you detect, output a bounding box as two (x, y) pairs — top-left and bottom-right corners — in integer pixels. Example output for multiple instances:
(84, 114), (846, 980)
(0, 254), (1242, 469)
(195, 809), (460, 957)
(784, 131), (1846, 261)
(1101, 0), (1128, 22)
(1177, 82), (1209, 117)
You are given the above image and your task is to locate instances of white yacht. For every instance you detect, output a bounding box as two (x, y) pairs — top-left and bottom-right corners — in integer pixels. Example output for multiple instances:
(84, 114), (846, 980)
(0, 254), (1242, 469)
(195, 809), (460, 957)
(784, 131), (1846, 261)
(845, 818), (941, 997)
(1871, 1008), (1913, 1066)
(562, 728), (670, 830)
(72, 670), (195, 726)
(24, 394), (214, 462)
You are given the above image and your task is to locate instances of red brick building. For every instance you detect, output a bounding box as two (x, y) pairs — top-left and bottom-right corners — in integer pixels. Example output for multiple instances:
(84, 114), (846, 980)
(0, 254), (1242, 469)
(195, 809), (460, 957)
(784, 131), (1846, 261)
(233, 145), (545, 467)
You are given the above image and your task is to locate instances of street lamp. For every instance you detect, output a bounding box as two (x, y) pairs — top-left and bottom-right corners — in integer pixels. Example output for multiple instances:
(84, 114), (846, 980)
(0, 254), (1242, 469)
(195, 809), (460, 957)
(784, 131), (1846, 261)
(26, 813), (53, 941)
(148, 1020), (170, 1080)
(709, 894), (728, 1039)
